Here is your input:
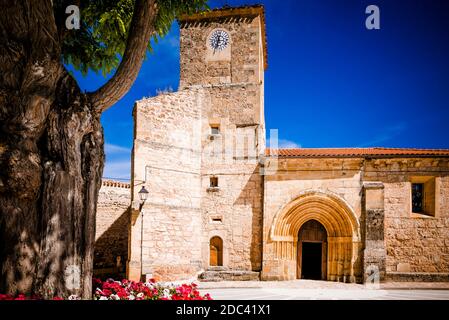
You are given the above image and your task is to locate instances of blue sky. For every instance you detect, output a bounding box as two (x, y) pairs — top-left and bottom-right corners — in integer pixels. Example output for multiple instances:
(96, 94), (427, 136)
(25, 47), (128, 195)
(69, 0), (449, 180)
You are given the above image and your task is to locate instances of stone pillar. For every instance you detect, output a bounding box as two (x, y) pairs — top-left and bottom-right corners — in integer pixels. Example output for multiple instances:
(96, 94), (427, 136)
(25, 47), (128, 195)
(363, 182), (386, 283)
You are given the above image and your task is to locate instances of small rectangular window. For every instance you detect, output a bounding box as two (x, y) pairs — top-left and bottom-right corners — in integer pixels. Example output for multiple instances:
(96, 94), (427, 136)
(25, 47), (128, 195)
(412, 183), (424, 213)
(211, 125), (220, 135)
(210, 177), (218, 188)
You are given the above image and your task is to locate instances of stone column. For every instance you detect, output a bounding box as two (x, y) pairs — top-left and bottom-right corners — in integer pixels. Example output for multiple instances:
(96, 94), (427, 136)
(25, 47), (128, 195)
(363, 182), (386, 283)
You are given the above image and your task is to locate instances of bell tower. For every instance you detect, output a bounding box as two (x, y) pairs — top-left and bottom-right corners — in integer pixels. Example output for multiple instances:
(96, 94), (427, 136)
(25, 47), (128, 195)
(179, 5), (267, 88)
(128, 6), (268, 282)
(178, 5), (267, 152)
(178, 6), (267, 275)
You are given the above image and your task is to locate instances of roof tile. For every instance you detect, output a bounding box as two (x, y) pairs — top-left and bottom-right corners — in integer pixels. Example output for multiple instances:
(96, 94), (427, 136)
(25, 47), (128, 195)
(266, 147), (449, 158)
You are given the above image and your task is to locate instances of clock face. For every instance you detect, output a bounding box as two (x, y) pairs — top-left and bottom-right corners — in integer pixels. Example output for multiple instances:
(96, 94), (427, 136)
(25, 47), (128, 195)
(209, 30), (229, 52)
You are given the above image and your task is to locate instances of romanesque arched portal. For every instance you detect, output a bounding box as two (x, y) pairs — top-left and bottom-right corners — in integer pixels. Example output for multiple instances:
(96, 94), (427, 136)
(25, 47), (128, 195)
(297, 219), (327, 280)
(266, 191), (360, 282)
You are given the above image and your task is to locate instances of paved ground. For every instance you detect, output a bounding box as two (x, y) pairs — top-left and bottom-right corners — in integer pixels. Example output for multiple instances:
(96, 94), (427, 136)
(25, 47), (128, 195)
(196, 280), (449, 300)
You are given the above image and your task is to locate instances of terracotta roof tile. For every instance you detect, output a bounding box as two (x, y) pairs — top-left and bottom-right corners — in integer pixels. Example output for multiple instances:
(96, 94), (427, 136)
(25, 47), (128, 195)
(101, 179), (131, 188)
(266, 147), (449, 158)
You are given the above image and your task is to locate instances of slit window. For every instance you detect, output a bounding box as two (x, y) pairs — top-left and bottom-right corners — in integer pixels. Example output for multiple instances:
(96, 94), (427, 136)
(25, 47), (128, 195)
(210, 125), (220, 135)
(412, 183), (424, 213)
(410, 177), (436, 217)
(210, 177), (218, 188)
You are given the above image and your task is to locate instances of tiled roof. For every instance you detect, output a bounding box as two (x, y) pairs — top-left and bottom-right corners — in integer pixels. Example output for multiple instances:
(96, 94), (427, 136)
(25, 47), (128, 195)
(266, 147), (449, 158)
(178, 5), (268, 70)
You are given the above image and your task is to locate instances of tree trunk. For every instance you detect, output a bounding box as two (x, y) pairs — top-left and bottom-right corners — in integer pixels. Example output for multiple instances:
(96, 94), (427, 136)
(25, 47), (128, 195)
(0, 1), (104, 299)
(1, 0), (156, 299)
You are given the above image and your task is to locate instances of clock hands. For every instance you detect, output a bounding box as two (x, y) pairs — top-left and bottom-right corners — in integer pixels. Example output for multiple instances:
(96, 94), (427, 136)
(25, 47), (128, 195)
(210, 30), (229, 53)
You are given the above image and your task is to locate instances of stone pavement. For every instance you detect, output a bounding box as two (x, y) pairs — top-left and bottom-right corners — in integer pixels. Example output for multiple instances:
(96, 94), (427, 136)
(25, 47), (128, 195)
(194, 280), (449, 300)
(380, 282), (449, 290)
(195, 280), (449, 300)
(200, 287), (449, 300)
(196, 279), (364, 290)
(196, 279), (449, 290)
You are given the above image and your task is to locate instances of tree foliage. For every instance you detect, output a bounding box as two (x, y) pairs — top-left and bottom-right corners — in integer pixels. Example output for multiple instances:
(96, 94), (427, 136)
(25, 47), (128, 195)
(55, 0), (208, 76)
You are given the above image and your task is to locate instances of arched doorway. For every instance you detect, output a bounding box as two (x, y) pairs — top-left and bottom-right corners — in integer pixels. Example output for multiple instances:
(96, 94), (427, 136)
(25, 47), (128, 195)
(209, 236), (223, 266)
(266, 190), (361, 282)
(297, 220), (327, 280)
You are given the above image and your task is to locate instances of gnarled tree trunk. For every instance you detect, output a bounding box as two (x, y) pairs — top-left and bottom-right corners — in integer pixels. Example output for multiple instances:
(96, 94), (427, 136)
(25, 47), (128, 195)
(0, 0), (156, 299)
(0, 1), (104, 299)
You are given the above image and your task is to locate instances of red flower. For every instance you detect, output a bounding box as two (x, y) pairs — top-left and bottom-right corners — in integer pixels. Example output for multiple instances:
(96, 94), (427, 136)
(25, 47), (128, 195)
(101, 289), (112, 296)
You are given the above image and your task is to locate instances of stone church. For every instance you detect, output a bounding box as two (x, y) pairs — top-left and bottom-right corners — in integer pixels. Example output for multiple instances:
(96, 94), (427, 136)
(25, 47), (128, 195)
(94, 5), (449, 284)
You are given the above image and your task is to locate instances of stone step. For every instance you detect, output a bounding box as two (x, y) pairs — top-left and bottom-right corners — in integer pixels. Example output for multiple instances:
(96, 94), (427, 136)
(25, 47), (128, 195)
(206, 266), (229, 272)
(198, 270), (260, 282)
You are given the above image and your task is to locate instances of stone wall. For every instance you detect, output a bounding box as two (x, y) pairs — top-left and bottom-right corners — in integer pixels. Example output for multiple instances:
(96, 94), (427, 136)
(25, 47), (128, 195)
(129, 90), (204, 281)
(364, 158), (449, 275)
(179, 15), (264, 89)
(189, 14), (265, 274)
(128, 11), (267, 281)
(98, 6), (449, 284)
(179, 13), (265, 134)
(94, 180), (131, 277)
(262, 156), (449, 282)
(129, 81), (265, 281)
(262, 158), (364, 282)
(198, 88), (264, 273)
(200, 162), (263, 272)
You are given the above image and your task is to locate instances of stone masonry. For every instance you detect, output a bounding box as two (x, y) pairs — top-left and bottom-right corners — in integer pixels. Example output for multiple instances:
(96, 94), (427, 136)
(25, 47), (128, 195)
(94, 180), (131, 278)
(127, 6), (266, 282)
(93, 5), (449, 284)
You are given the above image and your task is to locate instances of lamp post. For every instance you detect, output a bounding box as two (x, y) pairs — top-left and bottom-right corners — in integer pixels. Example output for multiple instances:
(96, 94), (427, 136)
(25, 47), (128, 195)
(138, 185), (149, 281)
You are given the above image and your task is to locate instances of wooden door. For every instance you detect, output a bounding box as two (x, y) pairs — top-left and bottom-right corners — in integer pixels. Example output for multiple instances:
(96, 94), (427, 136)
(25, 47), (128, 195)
(297, 220), (327, 280)
(209, 236), (223, 266)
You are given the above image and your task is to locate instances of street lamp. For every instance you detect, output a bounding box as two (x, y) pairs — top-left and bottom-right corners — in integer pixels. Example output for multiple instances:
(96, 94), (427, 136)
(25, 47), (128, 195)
(138, 186), (149, 203)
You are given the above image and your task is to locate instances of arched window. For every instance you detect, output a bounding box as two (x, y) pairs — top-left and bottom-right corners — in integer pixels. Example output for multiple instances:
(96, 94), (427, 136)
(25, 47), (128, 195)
(209, 236), (223, 266)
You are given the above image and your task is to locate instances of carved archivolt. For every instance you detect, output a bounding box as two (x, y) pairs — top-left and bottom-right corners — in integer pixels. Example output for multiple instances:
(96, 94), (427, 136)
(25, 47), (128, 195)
(270, 190), (359, 242)
(268, 190), (360, 282)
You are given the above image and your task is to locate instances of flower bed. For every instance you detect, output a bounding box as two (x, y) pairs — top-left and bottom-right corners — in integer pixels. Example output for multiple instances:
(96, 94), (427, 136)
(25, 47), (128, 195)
(93, 278), (212, 300)
(0, 278), (212, 300)
(0, 294), (64, 300)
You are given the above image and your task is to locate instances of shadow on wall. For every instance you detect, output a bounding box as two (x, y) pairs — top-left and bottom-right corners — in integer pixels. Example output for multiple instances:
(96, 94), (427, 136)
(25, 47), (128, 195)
(234, 166), (264, 272)
(94, 207), (130, 280)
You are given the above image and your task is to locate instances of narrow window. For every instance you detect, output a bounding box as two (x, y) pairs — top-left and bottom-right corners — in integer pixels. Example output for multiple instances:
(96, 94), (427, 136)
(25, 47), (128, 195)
(210, 176), (218, 188)
(210, 236), (223, 266)
(211, 125), (220, 135)
(412, 183), (424, 213)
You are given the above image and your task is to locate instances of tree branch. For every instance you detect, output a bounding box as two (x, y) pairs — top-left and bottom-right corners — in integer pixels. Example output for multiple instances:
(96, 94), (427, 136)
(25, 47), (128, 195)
(89, 0), (157, 113)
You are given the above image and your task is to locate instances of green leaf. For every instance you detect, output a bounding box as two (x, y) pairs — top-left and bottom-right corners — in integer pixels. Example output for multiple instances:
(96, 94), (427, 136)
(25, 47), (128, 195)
(58, 0), (209, 77)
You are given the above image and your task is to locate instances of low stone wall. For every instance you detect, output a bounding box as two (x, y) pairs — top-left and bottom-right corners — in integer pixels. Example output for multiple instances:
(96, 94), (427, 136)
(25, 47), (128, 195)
(199, 270), (260, 282)
(364, 158), (449, 274)
(94, 180), (131, 278)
